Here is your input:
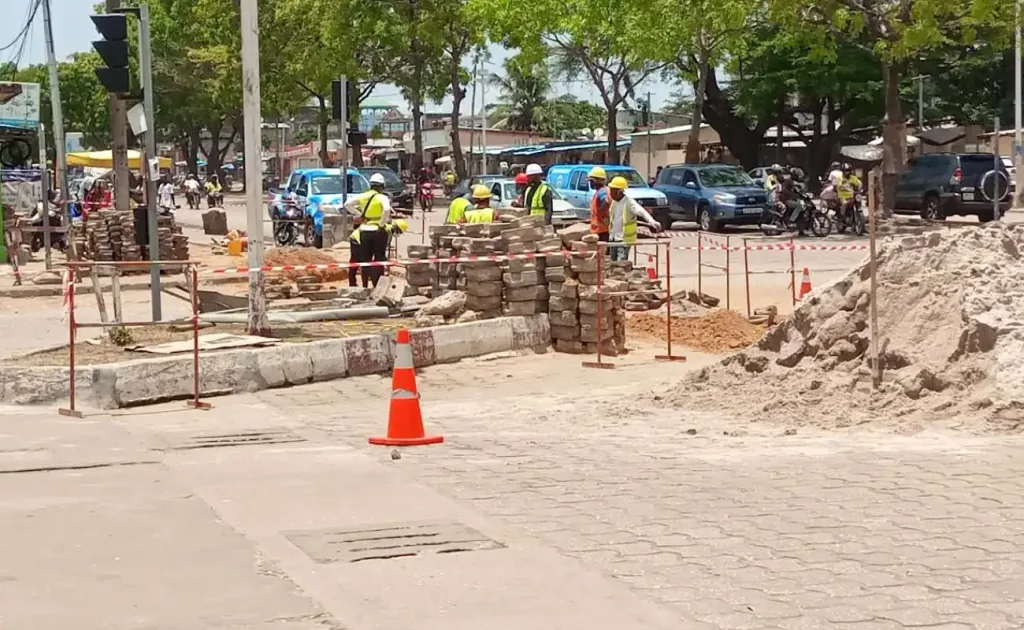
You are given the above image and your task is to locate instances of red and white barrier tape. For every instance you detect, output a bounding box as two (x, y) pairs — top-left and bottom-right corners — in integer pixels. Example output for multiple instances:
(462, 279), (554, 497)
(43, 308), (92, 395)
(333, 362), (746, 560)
(673, 243), (869, 252)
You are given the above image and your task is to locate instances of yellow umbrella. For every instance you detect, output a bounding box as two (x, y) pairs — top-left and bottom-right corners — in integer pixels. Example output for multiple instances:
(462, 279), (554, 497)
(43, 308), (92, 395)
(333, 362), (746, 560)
(67, 150), (173, 170)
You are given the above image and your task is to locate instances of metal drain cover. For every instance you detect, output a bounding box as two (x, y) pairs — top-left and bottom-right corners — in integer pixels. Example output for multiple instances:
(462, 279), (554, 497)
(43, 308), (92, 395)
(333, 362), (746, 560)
(286, 520), (504, 563)
(167, 429), (305, 450)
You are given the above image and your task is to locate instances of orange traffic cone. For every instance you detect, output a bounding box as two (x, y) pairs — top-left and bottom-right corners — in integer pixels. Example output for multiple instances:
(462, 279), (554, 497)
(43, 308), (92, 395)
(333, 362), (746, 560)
(799, 267), (812, 298)
(369, 329), (444, 447)
(646, 254), (657, 280)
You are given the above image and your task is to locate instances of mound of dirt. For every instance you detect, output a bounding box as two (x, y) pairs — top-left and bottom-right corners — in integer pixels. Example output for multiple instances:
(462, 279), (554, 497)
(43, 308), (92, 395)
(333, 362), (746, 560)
(629, 310), (765, 353)
(662, 224), (1024, 433)
(264, 248), (348, 282)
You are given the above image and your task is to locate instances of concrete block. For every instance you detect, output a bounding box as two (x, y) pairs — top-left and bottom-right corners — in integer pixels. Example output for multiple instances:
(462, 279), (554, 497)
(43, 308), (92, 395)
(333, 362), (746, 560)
(512, 215), (546, 228)
(378, 277), (408, 308)
(253, 341), (315, 388)
(406, 244), (432, 259)
(202, 209), (228, 235)
(501, 226), (544, 243)
(555, 339), (585, 354)
(548, 281), (564, 295)
(555, 280), (580, 299)
(549, 296), (579, 311)
(406, 266), (440, 287)
(464, 265), (502, 282)
(407, 328), (437, 368)
(577, 285), (599, 300)
(537, 238), (563, 252)
(577, 272), (599, 285)
(550, 324), (581, 341)
(502, 300), (543, 316)
(581, 323), (615, 343)
(343, 334), (393, 376)
(549, 310), (579, 327)
(543, 252), (570, 266)
(584, 340), (620, 356)
(504, 259), (539, 273)
(429, 225), (461, 237)
(544, 267), (567, 282)
(505, 241), (531, 254)
(504, 285), (543, 301)
(466, 280), (503, 297)
(465, 294), (502, 311)
(0, 365), (109, 407)
(306, 339), (349, 381)
(432, 318), (515, 363)
(571, 257), (599, 273)
(557, 222), (590, 245)
(509, 313), (551, 349)
(579, 300), (615, 316)
(503, 270), (540, 287)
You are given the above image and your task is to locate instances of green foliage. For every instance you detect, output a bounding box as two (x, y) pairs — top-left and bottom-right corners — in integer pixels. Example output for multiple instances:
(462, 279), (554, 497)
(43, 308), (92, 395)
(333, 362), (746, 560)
(292, 128), (317, 145)
(535, 96), (606, 139)
(14, 53), (110, 149)
(488, 55), (551, 131)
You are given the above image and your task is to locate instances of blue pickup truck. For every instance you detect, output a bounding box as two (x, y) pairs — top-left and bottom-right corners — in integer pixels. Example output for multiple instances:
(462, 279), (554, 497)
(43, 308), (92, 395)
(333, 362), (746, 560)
(653, 164), (769, 232)
(267, 168), (368, 247)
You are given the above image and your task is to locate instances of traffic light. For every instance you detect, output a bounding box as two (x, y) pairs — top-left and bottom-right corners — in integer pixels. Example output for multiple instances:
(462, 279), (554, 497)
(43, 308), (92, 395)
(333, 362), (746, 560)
(331, 80), (345, 121)
(91, 14), (130, 94)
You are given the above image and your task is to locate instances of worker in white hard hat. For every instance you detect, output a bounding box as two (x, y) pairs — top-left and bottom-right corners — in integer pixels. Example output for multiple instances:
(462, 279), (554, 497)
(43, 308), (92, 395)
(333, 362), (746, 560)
(522, 163), (553, 225)
(607, 176), (661, 262)
(344, 171), (392, 287)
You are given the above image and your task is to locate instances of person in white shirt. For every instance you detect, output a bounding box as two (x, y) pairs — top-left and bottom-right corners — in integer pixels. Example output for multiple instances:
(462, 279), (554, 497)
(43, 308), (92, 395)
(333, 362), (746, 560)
(183, 173), (202, 208)
(343, 172), (392, 286)
(157, 176), (176, 215)
(607, 176), (661, 261)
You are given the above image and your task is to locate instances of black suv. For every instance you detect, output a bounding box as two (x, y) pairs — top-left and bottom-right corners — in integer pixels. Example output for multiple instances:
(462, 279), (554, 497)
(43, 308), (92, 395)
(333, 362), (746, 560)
(358, 167), (413, 213)
(894, 153), (1010, 221)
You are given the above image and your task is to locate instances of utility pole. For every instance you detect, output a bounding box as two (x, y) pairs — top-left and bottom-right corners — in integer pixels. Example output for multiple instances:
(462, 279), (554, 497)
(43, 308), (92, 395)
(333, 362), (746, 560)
(1015, 0), (1023, 207)
(469, 59), (478, 177)
(646, 91), (652, 181)
(138, 4), (161, 319)
(339, 76), (348, 208)
(37, 123), (52, 269)
(41, 0), (70, 215)
(106, 0), (131, 228)
(240, 0), (268, 334)
(480, 67), (488, 175)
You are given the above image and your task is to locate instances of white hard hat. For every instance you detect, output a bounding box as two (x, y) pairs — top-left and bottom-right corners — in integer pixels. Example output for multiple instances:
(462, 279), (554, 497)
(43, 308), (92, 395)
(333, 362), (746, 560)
(525, 163), (543, 176)
(369, 173), (386, 185)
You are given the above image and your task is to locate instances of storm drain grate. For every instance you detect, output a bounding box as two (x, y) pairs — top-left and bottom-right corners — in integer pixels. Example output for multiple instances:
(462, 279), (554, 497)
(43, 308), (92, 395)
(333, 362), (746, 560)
(169, 430), (306, 450)
(286, 520), (505, 563)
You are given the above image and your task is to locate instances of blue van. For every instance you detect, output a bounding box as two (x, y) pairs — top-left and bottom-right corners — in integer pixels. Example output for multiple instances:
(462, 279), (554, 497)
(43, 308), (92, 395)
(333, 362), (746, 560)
(546, 164), (672, 228)
(267, 168), (368, 247)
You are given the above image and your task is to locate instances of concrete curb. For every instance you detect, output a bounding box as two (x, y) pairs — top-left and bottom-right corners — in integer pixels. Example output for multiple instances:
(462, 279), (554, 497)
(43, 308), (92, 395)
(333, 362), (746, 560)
(0, 314), (551, 409)
(0, 279), (186, 298)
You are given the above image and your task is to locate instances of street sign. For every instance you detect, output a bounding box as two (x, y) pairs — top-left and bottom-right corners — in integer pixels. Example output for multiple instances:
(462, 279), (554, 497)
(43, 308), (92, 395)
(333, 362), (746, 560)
(0, 82), (41, 130)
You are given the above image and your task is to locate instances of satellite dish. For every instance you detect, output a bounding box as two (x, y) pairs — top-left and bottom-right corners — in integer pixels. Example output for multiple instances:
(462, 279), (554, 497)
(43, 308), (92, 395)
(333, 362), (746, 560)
(593, 127), (605, 139)
(580, 127), (592, 139)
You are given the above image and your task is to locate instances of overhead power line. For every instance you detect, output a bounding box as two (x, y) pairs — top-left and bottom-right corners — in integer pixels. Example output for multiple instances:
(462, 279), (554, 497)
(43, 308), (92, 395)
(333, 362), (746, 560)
(0, 0), (41, 54)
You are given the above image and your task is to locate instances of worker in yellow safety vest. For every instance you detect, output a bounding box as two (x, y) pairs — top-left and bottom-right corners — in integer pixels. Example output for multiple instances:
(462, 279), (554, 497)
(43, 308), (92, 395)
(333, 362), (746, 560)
(445, 194), (472, 224)
(348, 218), (408, 287)
(462, 185), (500, 223)
(522, 162), (552, 225)
(607, 176), (661, 262)
(344, 172), (392, 287)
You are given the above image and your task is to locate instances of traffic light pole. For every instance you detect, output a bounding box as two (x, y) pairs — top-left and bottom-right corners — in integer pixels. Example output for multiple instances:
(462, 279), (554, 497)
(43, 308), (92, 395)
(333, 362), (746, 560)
(107, 0), (132, 242)
(138, 3), (162, 319)
(41, 0), (70, 214)
(240, 0), (268, 334)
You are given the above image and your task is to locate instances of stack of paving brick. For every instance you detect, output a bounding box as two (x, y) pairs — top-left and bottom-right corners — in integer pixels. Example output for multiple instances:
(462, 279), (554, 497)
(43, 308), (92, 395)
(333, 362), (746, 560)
(548, 235), (626, 355)
(499, 217), (551, 317)
(452, 232), (504, 318)
(404, 244), (437, 297)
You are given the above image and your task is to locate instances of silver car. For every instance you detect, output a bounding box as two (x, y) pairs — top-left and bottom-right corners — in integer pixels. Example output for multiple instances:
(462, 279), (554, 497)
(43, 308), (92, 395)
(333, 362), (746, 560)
(487, 178), (588, 226)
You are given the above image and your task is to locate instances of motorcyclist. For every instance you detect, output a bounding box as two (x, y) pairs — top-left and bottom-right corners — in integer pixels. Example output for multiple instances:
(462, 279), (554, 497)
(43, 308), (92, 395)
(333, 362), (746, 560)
(776, 168), (803, 227)
(205, 174), (223, 208)
(184, 173), (202, 209)
(764, 164), (780, 195)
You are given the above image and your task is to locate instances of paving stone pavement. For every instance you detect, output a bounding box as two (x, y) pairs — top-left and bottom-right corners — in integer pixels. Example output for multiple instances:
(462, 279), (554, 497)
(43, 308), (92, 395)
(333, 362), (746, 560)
(258, 353), (1024, 630)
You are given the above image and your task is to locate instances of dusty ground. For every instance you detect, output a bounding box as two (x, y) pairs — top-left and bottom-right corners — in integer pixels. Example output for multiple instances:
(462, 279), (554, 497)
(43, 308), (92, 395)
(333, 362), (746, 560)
(4, 317), (415, 367)
(628, 309), (765, 354)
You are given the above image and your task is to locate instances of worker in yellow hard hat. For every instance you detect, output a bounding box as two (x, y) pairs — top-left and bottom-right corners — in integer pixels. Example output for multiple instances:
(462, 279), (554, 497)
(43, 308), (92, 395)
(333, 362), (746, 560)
(588, 166), (610, 242)
(462, 184), (500, 223)
(445, 184), (473, 224)
(607, 176), (661, 261)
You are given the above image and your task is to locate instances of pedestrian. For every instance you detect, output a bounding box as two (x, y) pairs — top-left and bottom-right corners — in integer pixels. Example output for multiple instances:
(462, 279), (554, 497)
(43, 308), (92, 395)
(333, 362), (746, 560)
(587, 166), (610, 242)
(462, 185), (500, 223)
(344, 172), (392, 287)
(607, 176), (661, 261)
(522, 163), (553, 225)
(157, 175), (175, 215)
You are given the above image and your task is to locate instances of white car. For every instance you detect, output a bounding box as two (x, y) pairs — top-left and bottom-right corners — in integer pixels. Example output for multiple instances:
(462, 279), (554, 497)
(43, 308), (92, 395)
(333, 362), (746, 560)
(487, 178), (588, 226)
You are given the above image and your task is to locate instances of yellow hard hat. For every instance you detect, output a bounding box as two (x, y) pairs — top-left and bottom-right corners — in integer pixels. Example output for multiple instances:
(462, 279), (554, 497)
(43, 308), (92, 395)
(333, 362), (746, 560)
(608, 176), (628, 190)
(471, 184), (492, 199)
(589, 166), (607, 180)
(394, 219), (409, 233)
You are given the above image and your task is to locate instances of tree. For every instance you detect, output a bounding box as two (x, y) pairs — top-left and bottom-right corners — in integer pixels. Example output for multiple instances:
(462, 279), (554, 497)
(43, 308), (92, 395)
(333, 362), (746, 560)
(488, 54), (551, 132)
(15, 54), (111, 150)
(473, 0), (664, 162)
(439, 1), (485, 180)
(782, 0), (1015, 215)
(535, 95), (606, 139)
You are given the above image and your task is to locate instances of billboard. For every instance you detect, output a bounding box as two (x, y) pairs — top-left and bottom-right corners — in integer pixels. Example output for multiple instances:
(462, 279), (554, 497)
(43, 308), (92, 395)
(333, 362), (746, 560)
(0, 82), (41, 131)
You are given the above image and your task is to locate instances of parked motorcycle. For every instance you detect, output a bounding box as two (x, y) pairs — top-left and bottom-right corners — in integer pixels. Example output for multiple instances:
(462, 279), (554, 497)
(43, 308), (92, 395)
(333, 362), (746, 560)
(759, 193), (831, 237)
(274, 203), (302, 247)
(27, 206), (68, 253)
(833, 193), (866, 236)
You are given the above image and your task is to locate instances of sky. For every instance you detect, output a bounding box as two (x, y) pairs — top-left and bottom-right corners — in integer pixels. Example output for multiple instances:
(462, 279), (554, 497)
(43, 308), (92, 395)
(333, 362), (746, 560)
(3, 0), (680, 118)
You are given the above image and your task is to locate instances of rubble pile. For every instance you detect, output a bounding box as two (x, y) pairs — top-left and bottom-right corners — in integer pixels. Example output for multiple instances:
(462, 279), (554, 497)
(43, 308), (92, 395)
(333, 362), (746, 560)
(666, 224), (1024, 432)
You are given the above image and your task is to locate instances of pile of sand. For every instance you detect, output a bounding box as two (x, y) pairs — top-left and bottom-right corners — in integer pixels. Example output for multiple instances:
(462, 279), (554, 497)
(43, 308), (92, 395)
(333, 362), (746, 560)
(629, 310), (765, 353)
(660, 224), (1024, 433)
(265, 248), (348, 282)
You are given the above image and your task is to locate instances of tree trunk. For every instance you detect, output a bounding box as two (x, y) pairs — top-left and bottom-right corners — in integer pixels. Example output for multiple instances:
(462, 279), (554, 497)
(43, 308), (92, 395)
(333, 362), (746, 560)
(700, 68), (774, 169)
(411, 95), (424, 174)
(187, 126), (200, 175)
(450, 59), (467, 180)
(606, 106), (619, 164)
(203, 120), (224, 182)
(317, 96), (330, 167)
(880, 61), (905, 219)
(686, 49), (711, 163)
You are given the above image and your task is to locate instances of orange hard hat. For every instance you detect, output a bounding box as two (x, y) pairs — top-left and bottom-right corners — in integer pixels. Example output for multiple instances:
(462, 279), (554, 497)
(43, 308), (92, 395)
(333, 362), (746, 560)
(514, 173), (528, 185)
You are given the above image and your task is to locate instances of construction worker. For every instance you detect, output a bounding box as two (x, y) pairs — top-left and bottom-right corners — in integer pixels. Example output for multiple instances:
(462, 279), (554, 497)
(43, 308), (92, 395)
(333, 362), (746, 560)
(344, 172), (392, 287)
(445, 192), (472, 224)
(588, 166), (610, 241)
(462, 185), (499, 223)
(522, 163), (553, 225)
(511, 173), (528, 207)
(348, 218), (408, 287)
(607, 176), (661, 262)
